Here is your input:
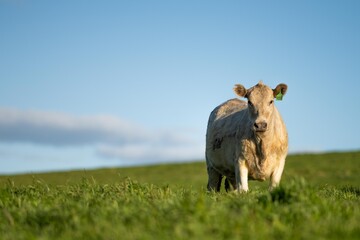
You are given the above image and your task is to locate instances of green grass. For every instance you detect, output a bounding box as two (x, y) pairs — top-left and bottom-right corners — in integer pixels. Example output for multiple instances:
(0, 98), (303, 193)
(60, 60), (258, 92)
(0, 151), (359, 239)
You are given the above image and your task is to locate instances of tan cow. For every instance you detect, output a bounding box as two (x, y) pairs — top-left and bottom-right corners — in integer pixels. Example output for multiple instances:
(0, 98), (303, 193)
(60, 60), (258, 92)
(205, 81), (288, 192)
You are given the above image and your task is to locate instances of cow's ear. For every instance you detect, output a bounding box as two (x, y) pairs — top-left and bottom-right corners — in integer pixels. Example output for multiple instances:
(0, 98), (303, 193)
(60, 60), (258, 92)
(233, 84), (247, 98)
(273, 83), (288, 98)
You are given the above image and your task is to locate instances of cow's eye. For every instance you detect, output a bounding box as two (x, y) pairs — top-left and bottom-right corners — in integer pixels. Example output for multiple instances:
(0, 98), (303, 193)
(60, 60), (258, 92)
(269, 100), (274, 105)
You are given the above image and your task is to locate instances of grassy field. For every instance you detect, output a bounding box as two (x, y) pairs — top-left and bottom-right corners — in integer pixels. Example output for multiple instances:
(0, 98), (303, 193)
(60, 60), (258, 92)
(0, 151), (359, 239)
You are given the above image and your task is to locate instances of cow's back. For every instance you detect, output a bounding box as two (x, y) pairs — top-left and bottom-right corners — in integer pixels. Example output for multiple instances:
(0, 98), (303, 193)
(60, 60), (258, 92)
(206, 98), (248, 175)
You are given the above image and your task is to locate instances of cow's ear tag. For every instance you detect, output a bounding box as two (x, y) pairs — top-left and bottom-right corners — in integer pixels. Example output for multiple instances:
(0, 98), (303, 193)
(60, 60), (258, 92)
(276, 92), (283, 101)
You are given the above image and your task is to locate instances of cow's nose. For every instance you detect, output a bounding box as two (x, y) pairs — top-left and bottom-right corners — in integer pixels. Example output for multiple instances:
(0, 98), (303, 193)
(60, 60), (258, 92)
(254, 121), (267, 132)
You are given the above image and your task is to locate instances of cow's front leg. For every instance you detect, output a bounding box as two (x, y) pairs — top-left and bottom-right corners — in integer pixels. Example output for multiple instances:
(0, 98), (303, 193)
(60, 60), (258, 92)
(235, 159), (249, 192)
(269, 156), (286, 191)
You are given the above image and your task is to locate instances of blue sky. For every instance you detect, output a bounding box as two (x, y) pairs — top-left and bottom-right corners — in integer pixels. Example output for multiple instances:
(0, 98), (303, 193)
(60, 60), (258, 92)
(1, 0), (359, 174)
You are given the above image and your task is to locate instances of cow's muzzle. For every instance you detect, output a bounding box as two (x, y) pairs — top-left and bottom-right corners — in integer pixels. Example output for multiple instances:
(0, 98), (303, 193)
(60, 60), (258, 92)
(254, 121), (267, 132)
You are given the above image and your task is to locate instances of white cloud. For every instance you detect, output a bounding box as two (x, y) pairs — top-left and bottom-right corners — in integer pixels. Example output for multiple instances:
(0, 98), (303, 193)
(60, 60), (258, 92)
(0, 107), (204, 162)
(0, 107), (152, 146)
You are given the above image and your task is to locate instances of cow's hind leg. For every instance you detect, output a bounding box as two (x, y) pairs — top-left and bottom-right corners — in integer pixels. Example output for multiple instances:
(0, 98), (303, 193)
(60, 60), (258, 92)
(225, 177), (236, 192)
(207, 166), (222, 192)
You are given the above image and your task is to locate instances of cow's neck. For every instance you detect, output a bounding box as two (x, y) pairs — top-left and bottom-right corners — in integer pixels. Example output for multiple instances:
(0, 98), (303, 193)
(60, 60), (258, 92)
(252, 118), (276, 165)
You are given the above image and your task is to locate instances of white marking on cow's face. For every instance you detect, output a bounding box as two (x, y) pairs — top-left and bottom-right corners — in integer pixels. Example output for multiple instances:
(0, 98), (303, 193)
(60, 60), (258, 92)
(246, 83), (275, 133)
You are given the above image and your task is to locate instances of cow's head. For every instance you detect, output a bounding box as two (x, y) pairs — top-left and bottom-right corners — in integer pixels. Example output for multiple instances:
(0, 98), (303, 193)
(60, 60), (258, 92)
(233, 81), (287, 133)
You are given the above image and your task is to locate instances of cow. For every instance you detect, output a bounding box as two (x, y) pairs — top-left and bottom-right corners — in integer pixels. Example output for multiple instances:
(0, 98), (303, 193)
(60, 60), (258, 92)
(205, 81), (288, 192)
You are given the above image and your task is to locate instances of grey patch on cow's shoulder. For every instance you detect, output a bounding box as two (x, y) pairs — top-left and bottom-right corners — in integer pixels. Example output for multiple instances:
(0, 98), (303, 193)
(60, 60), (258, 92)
(213, 137), (223, 150)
